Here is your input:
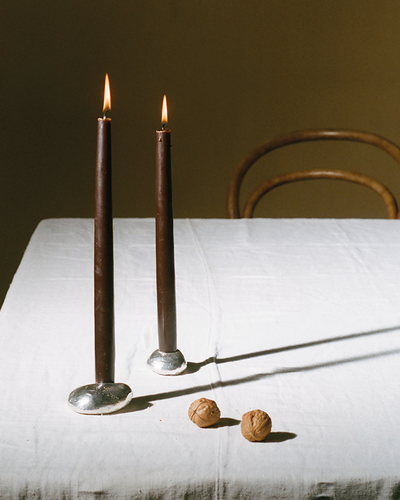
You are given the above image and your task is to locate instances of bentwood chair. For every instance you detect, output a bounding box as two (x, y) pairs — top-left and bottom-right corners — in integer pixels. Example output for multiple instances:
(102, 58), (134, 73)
(227, 129), (400, 219)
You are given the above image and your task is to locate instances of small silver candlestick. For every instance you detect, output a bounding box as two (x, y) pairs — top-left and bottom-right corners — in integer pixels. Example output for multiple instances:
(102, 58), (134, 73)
(151, 97), (187, 376)
(147, 349), (187, 376)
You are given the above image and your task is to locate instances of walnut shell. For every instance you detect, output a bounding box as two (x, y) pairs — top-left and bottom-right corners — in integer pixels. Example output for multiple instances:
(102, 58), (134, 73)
(241, 409), (272, 442)
(188, 398), (221, 427)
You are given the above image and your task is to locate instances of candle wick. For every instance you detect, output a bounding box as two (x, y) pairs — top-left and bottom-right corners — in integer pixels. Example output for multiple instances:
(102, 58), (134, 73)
(162, 123), (166, 130)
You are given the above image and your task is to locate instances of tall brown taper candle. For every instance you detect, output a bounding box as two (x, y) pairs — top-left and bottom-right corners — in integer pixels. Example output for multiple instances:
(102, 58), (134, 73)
(94, 74), (115, 383)
(155, 95), (177, 353)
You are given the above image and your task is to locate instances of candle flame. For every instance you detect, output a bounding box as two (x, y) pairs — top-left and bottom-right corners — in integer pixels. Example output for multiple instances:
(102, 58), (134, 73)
(103, 74), (111, 115)
(161, 95), (168, 126)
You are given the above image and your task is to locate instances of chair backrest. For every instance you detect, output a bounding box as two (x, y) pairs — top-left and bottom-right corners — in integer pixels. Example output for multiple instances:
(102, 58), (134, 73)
(227, 129), (400, 219)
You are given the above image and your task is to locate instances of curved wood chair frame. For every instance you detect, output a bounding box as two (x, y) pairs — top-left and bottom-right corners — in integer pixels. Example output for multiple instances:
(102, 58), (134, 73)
(227, 129), (400, 219)
(243, 169), (398, 219)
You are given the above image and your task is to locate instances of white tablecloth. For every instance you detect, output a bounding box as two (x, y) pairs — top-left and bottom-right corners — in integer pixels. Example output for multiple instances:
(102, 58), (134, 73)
(1, 218), (400, 499)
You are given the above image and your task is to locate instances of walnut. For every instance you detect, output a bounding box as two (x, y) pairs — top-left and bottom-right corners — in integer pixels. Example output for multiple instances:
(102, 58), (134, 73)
(188, 398), (221, 427)
(241, 409), (272, 442)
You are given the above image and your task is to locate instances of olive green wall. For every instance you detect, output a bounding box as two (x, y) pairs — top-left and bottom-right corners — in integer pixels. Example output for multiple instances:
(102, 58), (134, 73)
(1, 1), (400, 305)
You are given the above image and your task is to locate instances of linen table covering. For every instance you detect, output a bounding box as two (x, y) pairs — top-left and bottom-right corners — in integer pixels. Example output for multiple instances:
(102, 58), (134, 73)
(1, 218), (400, 499)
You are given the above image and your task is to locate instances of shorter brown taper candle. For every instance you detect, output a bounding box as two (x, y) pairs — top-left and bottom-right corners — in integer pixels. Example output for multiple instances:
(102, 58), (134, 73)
(94, 74), (115, 383)
(155, 95), (177, 353)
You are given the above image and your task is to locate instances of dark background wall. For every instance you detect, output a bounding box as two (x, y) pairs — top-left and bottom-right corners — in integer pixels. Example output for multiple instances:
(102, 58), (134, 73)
(1, 1), (400, 306)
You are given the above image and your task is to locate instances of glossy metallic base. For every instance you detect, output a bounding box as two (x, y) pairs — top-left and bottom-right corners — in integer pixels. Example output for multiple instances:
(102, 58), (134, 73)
(147, 349), (187, 375)
(68, 382), (133, 415)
